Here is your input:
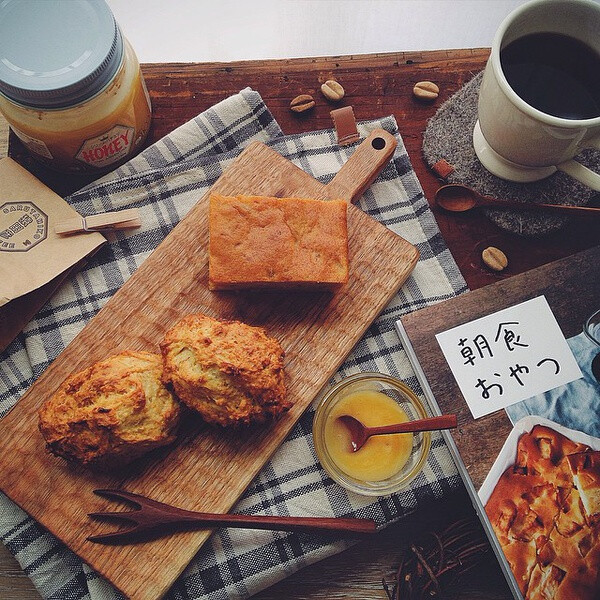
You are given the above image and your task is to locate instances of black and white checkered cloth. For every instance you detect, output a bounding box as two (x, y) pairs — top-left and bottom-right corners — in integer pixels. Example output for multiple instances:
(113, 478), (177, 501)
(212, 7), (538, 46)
(0, 89), (467, 600)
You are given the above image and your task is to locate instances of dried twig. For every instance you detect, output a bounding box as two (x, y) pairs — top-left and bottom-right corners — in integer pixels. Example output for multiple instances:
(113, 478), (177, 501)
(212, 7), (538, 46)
(382, 517), (490, 599)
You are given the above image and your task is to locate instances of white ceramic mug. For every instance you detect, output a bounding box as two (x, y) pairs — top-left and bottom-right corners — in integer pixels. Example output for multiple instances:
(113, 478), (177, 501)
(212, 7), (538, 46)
(473, 0), (600, 190)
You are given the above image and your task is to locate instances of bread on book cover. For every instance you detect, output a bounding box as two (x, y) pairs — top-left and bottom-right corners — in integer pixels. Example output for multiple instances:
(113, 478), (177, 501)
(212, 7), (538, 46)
(568, 451), (600, 522)
(485, 427), (600, 600)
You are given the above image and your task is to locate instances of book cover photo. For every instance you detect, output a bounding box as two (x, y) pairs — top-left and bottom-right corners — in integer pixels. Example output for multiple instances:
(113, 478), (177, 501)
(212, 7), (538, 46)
(396, 246), (600, 600)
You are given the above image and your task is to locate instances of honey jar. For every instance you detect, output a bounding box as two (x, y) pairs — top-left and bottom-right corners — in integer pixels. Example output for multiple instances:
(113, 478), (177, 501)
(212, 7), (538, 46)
(0, 0), (151, 173)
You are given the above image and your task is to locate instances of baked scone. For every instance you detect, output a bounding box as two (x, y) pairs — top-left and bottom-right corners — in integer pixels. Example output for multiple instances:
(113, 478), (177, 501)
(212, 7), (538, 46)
(485, 426), (600, 599)
(208, 193), (349, 290)
(160, 313), (288, 426)
(38, 351), (181, 467)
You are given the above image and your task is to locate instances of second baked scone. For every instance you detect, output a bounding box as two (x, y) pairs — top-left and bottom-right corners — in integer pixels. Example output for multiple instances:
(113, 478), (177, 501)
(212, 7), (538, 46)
(160, 313), (288, 426)
(38, 350), (181, 468)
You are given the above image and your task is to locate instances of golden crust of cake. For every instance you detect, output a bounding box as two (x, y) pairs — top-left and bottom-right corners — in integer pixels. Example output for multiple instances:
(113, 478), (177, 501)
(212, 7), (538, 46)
(160, 313), (289, 426)
(515, 425), (590, 487)
(485, 426), (600, 600)
(38, 351), (181, 468)
(208, 193), (349, 290)
(526, 501), (600, 600)
(568, 452), (600, 522)
(486, 470), (558, 594)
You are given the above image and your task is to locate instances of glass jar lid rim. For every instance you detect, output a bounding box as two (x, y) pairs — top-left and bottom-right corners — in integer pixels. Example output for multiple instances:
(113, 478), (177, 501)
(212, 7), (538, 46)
(0, 0), (124, 108)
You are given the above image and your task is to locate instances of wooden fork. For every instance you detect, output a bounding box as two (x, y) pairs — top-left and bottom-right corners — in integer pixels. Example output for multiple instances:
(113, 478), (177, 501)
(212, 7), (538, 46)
(87, 489), (377, 544)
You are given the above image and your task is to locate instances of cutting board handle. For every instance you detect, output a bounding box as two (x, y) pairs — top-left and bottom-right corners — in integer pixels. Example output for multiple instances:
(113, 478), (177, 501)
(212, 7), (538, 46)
(325, 128), (397, 204)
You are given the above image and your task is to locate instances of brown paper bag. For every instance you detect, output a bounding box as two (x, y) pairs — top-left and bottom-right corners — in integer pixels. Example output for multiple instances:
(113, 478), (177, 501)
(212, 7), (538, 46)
(0, 158), (105, 347)
(0, 158), (105, 306)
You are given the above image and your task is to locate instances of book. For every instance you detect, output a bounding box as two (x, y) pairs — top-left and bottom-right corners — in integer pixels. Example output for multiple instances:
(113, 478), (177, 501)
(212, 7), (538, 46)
(396, 245), (600, 600)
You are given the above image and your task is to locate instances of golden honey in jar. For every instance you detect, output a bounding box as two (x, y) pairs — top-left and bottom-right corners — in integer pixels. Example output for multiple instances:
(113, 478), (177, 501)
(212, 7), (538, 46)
(0, 0), (151, 173)
(313, 373), (431, 496)
(324, 389), (413, 481)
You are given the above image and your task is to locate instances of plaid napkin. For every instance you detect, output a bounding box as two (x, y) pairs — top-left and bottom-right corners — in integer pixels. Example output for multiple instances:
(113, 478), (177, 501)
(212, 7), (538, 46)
(0, 88), (467, 600)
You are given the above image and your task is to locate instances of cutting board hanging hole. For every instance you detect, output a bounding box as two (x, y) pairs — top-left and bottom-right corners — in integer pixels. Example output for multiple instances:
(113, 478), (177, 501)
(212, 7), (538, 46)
(372, 137), (386, 150)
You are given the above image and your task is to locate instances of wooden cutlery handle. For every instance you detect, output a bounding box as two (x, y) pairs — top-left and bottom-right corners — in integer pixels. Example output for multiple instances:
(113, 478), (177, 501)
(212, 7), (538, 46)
(170, 512), (377, 535)
(369, 414), (458, 436)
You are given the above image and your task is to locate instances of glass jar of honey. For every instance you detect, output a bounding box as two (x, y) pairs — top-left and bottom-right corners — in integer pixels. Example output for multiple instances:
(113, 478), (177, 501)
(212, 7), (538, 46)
(0, 0), (151, 173)
(313, 372), (431, 496)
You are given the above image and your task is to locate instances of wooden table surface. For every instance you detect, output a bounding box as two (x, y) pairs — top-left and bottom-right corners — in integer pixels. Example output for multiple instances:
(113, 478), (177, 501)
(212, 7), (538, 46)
(1, 48), (598, 600)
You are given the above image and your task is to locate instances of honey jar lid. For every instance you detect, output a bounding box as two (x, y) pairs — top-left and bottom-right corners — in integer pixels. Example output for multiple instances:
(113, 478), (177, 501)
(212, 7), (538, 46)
(0, 0), (123, 109)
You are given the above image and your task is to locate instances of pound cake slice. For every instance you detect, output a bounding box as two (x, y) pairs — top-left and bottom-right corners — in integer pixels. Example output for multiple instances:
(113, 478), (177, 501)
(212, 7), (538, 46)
(208, 193), (349, 290)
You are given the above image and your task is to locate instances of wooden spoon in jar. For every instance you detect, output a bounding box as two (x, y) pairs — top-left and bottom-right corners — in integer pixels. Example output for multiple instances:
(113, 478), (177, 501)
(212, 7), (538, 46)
(337, 414), (458, 452)
(434, 183), (600, 216)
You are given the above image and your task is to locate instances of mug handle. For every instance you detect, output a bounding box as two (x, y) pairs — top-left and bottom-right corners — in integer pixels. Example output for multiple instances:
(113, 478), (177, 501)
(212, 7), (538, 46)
(557, 136), (600, 192)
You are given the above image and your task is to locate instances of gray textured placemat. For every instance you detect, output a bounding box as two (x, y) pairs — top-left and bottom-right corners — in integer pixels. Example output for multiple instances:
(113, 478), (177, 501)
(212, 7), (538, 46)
(423, 72), (600, 236)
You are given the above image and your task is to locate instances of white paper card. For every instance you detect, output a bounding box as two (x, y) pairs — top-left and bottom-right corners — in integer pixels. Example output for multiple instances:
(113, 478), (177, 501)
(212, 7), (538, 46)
(435, 295), (583, 419)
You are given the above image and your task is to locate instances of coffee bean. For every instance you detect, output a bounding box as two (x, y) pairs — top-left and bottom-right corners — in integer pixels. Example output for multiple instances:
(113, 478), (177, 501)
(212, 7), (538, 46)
(482, 246), (508, 272)
(321, 80), (345, 102)
(290, 94), (316, 113)
(413, 81), (439, 101)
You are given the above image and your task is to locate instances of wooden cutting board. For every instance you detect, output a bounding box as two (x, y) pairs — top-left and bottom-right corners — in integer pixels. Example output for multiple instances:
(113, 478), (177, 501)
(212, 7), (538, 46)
(0, 129), (418, 600)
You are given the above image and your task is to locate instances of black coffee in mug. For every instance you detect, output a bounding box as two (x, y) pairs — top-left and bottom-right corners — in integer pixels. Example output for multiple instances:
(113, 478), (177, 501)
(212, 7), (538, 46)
(500, 32), (600, 120)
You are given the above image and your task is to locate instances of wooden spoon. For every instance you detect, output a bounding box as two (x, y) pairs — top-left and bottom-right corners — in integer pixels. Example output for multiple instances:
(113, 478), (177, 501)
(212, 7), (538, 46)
(337, 414), (458, 452)
(434, 183), (600, 216)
